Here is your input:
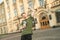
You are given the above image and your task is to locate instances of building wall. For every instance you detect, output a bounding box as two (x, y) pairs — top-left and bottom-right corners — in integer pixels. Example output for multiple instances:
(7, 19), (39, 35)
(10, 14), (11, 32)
(2, 0), (60, 34)
(0, 2), (7, 34)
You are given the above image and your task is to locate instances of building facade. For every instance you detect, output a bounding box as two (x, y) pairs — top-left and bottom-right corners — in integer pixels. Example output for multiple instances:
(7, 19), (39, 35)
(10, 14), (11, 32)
(1, 0), (60, 34)
(0, 2), (7, 34)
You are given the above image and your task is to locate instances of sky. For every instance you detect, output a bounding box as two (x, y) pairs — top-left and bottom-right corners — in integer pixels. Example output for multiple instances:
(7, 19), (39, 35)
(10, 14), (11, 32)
(0, 0), (3, 3)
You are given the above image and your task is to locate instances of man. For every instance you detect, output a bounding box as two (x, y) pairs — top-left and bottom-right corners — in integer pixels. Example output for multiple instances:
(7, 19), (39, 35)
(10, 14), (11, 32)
(20, 13), (36, 40)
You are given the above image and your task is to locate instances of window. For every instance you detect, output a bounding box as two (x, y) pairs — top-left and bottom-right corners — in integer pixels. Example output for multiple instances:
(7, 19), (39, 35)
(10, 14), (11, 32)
(43, 22), (45, 26)
(6, 0), (9, 6)
(45, 21), (47, 25)
(0, 9), (2, 15)
(56, 11), (60, 23)
(47, 21), (49, 24)
(14, 9), (18, 17)
(49, 15), (52, 20)
(2, 18), (6, 23)
(28, 0), (33, 8)
(39, 0), (45, 7)
(4, 27), (7, 33)
(34, 18), (37, 24)
(1, 28), (3, 34)
(13, 0), (16, 4)
(40, 22), (43, 26)
(7, 12), (11, 19)
(0, 18), (2, 23)
(2, 8), (5, 14)
(20, 5), (24, 14)
(0, 28), (1, 34)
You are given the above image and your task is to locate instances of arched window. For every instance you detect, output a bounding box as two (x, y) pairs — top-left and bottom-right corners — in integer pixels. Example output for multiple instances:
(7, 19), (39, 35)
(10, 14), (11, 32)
(40, 13), (47, 20)
(28, 0), (33, 8)
(38, 0), (45, 7)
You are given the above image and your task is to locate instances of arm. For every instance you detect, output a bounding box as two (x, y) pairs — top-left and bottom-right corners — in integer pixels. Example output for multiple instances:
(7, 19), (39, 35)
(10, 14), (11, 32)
(20, 20), (26, 31)
(22, 23), (26, 29)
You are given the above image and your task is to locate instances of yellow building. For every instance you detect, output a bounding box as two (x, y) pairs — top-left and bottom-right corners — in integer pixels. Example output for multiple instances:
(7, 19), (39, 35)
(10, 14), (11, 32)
(0, 2), (7, 34)
(3, 0), (51, 33)
(2, 0), (60, 34)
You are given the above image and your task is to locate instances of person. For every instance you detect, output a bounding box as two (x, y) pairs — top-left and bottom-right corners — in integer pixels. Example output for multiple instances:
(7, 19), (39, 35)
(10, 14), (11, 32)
(20, 13), (36, 40)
